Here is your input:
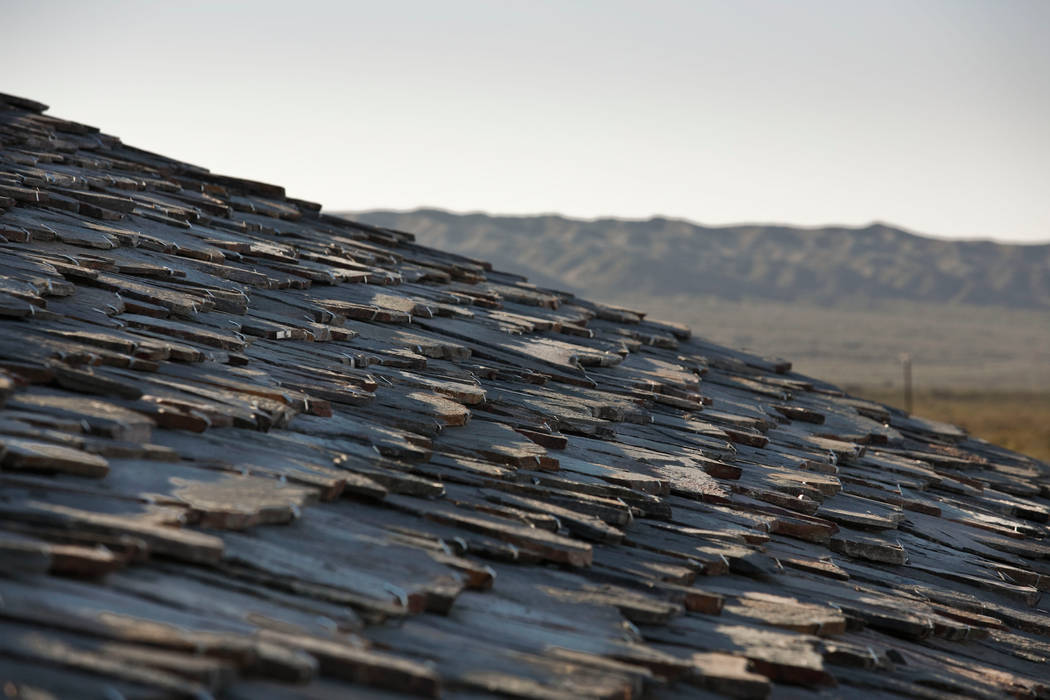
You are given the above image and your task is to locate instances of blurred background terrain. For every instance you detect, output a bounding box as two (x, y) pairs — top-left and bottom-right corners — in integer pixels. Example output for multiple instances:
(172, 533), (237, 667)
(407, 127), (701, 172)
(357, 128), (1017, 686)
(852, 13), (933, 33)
(354, 209), (1050, 459)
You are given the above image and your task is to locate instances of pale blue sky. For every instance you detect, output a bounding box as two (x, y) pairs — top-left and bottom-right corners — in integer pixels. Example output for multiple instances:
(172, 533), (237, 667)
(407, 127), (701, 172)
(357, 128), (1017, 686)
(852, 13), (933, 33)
(5, 0), (1048, 242)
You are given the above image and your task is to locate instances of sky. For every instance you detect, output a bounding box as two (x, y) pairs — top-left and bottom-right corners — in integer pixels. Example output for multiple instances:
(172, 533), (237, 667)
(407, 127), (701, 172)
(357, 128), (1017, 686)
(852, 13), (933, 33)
(4, 0), (1049, 242)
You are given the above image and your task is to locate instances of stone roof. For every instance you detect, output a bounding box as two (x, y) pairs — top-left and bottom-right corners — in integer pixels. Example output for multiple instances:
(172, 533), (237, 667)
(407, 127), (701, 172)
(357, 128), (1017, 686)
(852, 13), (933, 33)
(0, 92), (1048, 699)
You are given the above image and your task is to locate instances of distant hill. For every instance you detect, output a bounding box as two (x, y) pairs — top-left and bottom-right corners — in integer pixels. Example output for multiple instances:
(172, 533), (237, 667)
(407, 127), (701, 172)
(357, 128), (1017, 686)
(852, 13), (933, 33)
(351, 209), (1050, 310)
(348, 209), (1050, 391)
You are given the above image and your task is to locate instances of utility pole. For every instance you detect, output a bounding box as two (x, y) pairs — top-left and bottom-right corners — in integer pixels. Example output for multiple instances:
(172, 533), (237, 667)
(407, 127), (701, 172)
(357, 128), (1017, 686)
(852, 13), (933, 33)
(900, 353), (913, 414)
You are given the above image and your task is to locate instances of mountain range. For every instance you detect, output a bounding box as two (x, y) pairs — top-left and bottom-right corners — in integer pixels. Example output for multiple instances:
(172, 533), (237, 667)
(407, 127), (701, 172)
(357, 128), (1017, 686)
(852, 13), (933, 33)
(352, 210), (1050, 310)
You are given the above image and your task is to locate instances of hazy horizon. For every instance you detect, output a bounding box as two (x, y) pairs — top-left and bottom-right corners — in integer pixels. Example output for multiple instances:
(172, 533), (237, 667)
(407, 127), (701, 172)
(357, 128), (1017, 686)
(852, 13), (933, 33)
(6, 0), (1049, 243)
(352, 207), (1050, 246)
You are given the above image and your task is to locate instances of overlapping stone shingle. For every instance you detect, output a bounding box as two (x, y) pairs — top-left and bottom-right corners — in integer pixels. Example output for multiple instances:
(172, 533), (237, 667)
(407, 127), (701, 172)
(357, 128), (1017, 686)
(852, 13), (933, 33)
(1, 93), (1048, 698)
